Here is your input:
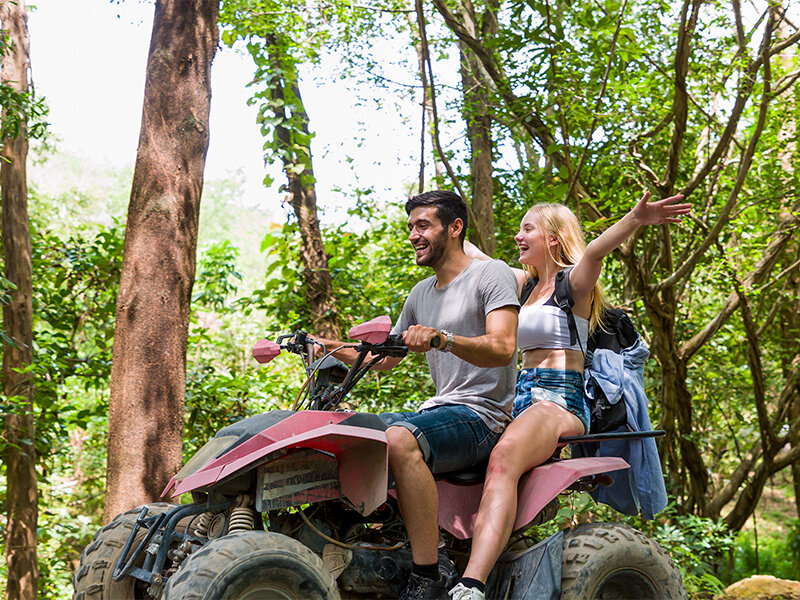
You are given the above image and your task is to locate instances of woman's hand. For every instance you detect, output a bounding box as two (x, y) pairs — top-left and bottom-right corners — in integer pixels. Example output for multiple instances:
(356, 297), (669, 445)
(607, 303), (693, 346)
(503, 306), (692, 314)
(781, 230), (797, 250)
(631, 190), (692, 226)
(574, 190), (692, 301)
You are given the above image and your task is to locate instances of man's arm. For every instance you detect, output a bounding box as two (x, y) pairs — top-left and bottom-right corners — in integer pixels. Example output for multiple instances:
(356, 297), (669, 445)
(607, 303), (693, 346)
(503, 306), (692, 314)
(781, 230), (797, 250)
(464, 241), (528, 295)
(310, 336), (404, 371)
(402, 306), (518, 367)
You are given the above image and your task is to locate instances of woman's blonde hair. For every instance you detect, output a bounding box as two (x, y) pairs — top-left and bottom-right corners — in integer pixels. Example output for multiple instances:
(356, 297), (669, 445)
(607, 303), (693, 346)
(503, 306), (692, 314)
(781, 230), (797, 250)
(522, 203), (607, 333)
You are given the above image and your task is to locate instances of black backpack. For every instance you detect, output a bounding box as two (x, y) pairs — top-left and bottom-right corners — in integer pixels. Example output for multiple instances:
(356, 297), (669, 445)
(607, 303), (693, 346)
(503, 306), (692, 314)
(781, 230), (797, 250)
(519, 268), (639, 434)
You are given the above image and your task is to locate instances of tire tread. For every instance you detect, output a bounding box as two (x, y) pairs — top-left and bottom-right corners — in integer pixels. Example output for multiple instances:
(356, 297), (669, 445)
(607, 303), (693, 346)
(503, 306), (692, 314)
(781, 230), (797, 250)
(163, 531), (340, 600)
(72, 502), (178, 600)
(560, 522), (686, 600)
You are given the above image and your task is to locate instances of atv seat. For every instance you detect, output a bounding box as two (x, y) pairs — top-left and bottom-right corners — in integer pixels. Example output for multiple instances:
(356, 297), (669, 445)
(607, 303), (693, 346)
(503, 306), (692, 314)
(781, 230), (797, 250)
(434, 430), (666, 486)
(437, 464), (487, 486)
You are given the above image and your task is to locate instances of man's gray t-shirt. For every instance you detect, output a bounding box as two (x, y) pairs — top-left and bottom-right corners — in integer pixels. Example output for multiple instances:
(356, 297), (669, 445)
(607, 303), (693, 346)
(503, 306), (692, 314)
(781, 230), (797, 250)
(391, 259), (519, 432)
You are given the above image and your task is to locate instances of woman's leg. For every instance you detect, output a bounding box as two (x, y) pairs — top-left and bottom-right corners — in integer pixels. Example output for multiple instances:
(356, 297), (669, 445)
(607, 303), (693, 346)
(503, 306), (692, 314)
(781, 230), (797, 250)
(461, 401), (584, 583)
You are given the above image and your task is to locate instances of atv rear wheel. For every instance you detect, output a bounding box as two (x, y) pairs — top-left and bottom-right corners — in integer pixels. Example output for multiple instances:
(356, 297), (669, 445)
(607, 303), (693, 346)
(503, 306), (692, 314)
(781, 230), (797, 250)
(561, 522), (686, 600)
(73, 502), (179, 600)
(162, 530), (340, 600)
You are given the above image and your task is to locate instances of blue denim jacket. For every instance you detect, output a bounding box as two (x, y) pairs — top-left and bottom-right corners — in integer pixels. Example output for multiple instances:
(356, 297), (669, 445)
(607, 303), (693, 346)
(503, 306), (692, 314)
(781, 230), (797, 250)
(572, 338), (668, 519)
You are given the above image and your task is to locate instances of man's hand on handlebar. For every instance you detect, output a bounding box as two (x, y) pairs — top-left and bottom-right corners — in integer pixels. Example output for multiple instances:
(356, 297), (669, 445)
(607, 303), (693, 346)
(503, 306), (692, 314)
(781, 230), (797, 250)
(403, 325), (443, 353)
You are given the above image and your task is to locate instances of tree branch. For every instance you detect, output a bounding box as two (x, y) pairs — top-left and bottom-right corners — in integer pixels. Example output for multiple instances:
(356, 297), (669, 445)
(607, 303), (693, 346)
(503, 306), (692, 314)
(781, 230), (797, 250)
(708, 349), (800, 518)
(731, 0), (746, 50)
(681, 205), (799, 360)
(723, 439), (800, 530)
(415, 0), (482, 237)
(755, 256), (800, 294)
(770, 26), (800, 57)
(660, 0), (701, 193)
(565, 0), (628, 203)
(410, 0), (429, 193)
(772, 69), (800, 98)
(678, 3), (787, 200)
(732, 273), (779, 456)
(655, 11), (776, 294)
(707, 438), (761, 518)
(429, 0), (604, 220)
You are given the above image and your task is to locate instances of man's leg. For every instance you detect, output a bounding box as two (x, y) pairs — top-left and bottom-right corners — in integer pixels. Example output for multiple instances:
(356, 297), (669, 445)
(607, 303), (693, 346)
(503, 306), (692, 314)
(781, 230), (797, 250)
(386, 425), (440, 565)
(381, 406), (499, 599)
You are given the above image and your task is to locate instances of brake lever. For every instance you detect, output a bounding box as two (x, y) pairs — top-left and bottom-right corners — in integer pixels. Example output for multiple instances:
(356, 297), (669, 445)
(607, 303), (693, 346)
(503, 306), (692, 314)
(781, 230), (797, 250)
(369, 334), (408, 358)
(276, 331), (310, 354)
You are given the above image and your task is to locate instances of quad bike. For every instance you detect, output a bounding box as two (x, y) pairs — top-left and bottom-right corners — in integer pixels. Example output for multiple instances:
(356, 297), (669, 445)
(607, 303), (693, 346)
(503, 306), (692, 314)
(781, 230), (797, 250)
(74, 316), (686, 600)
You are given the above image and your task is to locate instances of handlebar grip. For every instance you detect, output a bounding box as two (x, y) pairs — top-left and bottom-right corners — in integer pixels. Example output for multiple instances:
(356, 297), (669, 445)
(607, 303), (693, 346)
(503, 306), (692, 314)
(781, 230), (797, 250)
(430, 334), (441, 348)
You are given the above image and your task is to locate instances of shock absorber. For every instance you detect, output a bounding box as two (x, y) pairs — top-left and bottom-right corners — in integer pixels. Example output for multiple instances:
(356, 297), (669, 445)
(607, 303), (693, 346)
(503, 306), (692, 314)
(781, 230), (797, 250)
(228, 495), (256, 533)
(193, 512), (212, 538)
(229, 507), (256, 532)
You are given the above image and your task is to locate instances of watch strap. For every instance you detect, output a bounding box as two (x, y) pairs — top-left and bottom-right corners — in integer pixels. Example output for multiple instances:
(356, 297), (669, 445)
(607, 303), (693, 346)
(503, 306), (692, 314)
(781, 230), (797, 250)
(439, 330), (454, 353)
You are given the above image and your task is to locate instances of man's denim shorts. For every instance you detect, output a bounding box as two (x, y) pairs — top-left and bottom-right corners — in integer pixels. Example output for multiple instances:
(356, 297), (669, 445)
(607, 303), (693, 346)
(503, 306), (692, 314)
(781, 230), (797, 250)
(513, 368), (589, 433)
(380, 404), (501, 474)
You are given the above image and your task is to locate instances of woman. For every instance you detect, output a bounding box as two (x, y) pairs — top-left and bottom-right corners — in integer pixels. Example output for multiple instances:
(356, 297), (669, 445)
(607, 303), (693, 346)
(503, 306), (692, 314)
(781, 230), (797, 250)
(450, 191), (691, 600)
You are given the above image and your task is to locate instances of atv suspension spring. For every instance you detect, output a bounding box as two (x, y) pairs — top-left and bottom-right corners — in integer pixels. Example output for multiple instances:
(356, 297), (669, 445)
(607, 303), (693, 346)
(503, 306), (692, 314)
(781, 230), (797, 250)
(193, 512), (212, 538)
(228, 506), (256, 532)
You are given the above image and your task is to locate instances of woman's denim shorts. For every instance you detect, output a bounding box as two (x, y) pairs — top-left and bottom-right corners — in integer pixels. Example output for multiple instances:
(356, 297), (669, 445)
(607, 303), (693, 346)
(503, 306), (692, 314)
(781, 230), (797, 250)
(513, 368), (589, 433)
(380, 405), (501, 474)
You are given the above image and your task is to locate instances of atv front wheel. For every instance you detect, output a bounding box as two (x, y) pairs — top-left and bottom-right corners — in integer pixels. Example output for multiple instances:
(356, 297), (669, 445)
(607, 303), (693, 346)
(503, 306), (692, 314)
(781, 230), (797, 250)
(73, 502), (179, 600)
(561, 522), (686, 600)
(162, 530), (340, 600)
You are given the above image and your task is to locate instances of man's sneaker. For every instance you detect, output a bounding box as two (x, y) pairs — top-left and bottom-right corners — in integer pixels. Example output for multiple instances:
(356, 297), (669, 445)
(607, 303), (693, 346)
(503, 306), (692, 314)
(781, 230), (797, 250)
(399, 572), (448, 600)
(448, 582), (486, 600)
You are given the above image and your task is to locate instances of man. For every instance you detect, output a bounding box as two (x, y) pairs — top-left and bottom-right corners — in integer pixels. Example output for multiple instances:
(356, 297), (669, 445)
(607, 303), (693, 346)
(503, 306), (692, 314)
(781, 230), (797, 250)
(317, 190), (518, 600)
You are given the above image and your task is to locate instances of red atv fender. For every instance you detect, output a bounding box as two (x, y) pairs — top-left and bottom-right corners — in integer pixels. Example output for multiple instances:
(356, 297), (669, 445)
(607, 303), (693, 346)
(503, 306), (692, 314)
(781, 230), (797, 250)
(435, 456), (629, 539)
(161, 411), (389, 516)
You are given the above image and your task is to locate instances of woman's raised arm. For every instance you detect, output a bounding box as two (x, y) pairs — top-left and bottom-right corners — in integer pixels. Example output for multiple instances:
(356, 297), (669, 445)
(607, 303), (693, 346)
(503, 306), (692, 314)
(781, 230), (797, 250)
(570, 191), (692, 298)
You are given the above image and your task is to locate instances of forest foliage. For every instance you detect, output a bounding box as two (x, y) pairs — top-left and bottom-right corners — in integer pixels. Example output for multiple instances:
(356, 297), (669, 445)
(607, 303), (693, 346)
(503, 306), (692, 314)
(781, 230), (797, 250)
(1, 0), (799, 598)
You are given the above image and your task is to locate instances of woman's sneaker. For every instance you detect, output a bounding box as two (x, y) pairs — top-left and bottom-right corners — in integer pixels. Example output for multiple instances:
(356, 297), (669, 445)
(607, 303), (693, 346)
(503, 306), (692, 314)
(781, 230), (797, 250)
(399, 572), (447, 600)
(448, 582), (485, 600)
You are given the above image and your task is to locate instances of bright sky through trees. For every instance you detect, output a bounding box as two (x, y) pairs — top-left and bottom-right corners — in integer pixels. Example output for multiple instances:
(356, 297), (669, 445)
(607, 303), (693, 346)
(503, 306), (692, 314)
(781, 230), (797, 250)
(27, 0), (425, 223)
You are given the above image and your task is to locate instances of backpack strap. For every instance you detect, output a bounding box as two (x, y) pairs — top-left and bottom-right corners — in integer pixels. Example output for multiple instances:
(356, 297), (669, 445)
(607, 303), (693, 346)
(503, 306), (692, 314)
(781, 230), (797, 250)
(554, 267), (582, 352)
(519, 276), (537, 305)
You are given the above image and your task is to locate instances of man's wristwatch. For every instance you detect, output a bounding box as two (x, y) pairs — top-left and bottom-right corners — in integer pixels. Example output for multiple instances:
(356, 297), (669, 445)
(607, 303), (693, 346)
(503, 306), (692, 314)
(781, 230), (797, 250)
(437, 330), (454, 353)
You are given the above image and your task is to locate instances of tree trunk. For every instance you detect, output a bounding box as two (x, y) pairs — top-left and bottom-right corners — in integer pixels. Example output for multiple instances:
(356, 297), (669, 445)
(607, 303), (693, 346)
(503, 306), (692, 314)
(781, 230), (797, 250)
(776, 7), (800, 519)
(641, 283), (708, 514)
(265, 34), (341, 340)
(406, 4), (444, 189)
(0, 1), (38, 598)
(104, 0), (218, 523)
(460, 44), (496, 256)
(787, 245), (800, 521)
(451, 0), (498, 256)
(789, 356), (800, 517)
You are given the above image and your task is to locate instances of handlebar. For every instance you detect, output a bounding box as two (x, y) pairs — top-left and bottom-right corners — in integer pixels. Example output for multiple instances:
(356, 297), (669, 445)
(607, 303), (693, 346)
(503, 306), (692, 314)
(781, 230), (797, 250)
(257, 326), (409, 411)
(274, 331), (408, 359)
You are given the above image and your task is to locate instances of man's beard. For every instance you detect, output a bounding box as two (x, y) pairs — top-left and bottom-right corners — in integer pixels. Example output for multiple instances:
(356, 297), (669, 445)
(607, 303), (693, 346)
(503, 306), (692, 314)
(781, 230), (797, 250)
(416, 230), (448, 267)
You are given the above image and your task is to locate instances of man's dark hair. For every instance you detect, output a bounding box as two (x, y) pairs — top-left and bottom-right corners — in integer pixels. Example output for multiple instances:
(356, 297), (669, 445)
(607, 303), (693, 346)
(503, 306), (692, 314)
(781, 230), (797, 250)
(405, 190), (468, 244)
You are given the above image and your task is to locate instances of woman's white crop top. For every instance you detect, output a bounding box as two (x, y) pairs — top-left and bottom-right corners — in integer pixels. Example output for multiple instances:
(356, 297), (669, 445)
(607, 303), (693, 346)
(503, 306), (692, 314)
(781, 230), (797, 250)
(518, 291), (589, 352)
